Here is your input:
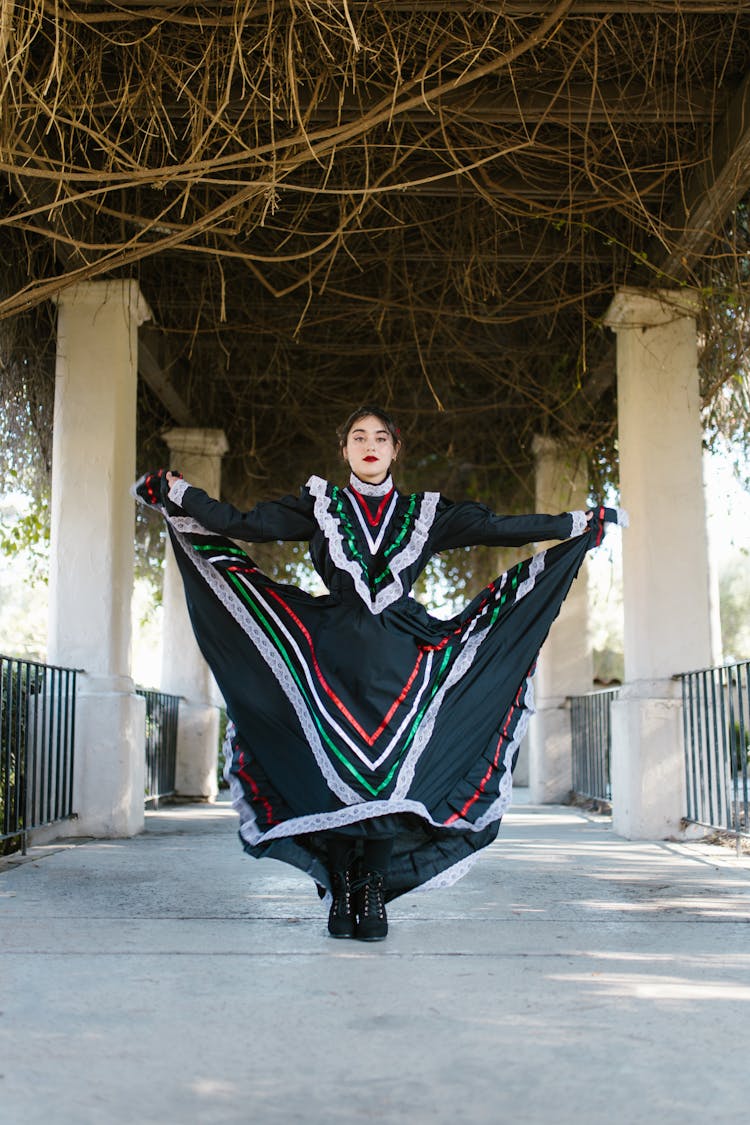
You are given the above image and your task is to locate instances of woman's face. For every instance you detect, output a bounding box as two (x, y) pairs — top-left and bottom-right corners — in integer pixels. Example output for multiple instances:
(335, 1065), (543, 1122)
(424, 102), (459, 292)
(343, 414), (400, 485)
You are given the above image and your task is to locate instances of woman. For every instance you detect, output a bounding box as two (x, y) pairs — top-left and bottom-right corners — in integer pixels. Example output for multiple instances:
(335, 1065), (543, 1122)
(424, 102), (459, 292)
(135, 406), (622, 942)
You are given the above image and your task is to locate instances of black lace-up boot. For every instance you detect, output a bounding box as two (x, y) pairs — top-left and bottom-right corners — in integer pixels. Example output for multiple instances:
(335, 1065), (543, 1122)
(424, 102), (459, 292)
(352, 869), (388, 941)
(327, 866), (356, 938)
(327, 834), (356, 939)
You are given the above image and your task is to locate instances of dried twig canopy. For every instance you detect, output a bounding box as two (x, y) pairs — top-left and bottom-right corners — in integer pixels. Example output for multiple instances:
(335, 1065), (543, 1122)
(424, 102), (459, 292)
(2, 1), (750, 503)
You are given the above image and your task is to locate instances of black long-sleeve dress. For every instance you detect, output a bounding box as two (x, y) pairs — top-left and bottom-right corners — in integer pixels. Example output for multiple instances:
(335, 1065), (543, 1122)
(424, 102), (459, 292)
(135, 469), (620, 902)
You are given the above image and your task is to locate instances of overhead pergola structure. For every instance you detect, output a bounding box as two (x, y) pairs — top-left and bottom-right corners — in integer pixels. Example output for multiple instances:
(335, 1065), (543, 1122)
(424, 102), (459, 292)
(3, 0), (750, 506)
(3, 0), (748, 845)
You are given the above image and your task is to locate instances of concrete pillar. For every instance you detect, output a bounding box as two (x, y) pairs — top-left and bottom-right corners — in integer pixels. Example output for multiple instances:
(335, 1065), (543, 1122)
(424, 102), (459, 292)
(605, 287), (717, 838)
(161, 428), (229, 799)
(527, 437), (593, 802)
(49, 280), (150, 837)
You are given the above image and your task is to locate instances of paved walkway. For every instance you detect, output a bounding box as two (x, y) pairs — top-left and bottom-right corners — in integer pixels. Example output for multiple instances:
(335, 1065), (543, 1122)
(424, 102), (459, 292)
(2, 794), (750, 1125)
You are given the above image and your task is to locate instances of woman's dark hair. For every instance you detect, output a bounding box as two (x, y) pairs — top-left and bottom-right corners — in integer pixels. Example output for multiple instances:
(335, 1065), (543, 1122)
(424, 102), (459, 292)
(337, 405), (401, 450)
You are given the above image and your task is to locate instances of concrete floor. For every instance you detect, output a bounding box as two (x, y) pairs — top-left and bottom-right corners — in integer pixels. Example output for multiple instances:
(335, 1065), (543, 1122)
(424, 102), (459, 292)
(2, 794), (749, 1125)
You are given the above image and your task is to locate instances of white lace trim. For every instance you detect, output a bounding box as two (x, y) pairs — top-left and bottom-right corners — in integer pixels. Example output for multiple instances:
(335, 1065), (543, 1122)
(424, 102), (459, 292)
(349, 473), (394, 497)
(222, 719), (236, 785)
(221, 719), (263, 846)
(166, 512), (363, 807)
(232, 569), (436, 772)
(236, 793), (506, 848)
(306, 475), (440, 615)
(570, 510), (588, 537)
(393, 546), (547, 799)
(471, 676), (535, 830)
(130, 475), (147, 502)
(170, 516), (210, 534)
(168, 478), (191, 506)
(617, 508), (630, 528)
(385, 489), (441, 603)
(413, 848), (486, 893)
(516, 549), (546, 600)
(392, 629), (486, 799)
(232, 769), (508, 898)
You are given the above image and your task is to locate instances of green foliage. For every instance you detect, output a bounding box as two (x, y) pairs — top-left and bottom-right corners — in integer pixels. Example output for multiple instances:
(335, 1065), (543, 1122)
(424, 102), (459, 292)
(0, 283), (56, 501)
(0, 661), (25, 855)
(0, 489), (50, 571)
(719, 550), (750, 661)
(698, 204), (750, 463)
(134, 505), (166, 595)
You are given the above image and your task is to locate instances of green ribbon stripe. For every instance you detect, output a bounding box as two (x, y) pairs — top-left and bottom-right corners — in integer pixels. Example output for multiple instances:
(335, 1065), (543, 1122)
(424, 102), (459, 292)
(332, 488), (423, 593)
(226, 570), (385, 795)
(224, 569), (456, 798)
(383, 493), (418, 559)
(193, 543), (250, 558)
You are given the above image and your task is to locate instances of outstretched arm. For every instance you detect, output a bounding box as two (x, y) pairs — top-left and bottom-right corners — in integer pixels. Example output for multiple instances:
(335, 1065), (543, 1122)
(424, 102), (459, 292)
(136, 470), (317, 543)
(429, 498), (593, 552)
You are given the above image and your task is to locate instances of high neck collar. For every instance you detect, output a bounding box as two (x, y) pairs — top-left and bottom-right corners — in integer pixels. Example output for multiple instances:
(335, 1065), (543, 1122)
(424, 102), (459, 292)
(348, 472), (394, 497)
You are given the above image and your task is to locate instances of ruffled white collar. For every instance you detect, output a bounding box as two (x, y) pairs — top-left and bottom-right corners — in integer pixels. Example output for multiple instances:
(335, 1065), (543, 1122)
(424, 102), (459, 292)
(348, 472), (394, 497)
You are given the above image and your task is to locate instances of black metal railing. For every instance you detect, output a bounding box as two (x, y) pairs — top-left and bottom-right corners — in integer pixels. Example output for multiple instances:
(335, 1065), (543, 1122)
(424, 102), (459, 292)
(1, 654), (78, 855)
(137, 688), (180, 805)
(570, 687), (620, 802)
(678, 661), (750, 841)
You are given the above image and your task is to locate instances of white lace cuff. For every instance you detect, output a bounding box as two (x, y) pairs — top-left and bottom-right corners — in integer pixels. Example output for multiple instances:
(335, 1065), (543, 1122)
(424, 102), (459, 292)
(570, 510), (588, 537)
(168, 478), (190, 506)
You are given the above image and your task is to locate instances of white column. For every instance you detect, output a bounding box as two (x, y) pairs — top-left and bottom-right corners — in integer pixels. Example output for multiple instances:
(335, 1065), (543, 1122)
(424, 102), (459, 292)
(605, 288), (718, 838)
(527, 437), (593, 802)
(49, 280), (151, 837)
(161, 428), (229, 800)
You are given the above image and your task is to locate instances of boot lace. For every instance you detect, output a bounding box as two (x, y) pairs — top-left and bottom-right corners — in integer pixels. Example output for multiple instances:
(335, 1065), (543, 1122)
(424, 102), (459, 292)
(352, 871), (386, 919)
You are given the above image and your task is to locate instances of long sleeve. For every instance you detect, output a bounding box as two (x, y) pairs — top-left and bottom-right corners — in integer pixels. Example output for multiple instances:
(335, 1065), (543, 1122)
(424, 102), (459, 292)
(167, 479), (318, 543)
(429, 498), (585, 551)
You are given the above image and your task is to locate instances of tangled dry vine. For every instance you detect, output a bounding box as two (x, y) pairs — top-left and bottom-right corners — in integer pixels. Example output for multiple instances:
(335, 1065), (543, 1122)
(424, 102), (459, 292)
(2, 1), (750, 505)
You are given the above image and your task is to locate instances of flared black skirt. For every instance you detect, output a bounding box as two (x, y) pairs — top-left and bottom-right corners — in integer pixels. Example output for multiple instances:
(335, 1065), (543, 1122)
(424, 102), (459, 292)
(158, 510), (593, 901)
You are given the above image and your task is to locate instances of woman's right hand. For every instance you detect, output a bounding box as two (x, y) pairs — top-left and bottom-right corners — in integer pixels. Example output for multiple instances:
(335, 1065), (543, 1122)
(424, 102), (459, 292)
(134, 468), (175, 508)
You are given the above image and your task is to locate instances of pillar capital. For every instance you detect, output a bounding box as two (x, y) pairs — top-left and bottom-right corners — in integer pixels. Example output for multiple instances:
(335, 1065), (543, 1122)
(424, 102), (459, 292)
(54, 279), (152, 327)
(162, 427), (229, 458)
(531, 434), (560, 459)
(604, 286), (700, 331)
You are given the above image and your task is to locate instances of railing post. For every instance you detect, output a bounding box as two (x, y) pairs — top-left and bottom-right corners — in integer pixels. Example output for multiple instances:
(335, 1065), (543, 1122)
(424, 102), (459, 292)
(137, 688), (181, 806)
(570, 687), (619, 803)
(678, 660), (750, 845)
(1, 654), (79, 855)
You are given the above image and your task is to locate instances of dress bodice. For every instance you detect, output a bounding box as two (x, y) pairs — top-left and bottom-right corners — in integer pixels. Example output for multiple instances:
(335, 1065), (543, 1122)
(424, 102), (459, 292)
(166, 471), (587, 616)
